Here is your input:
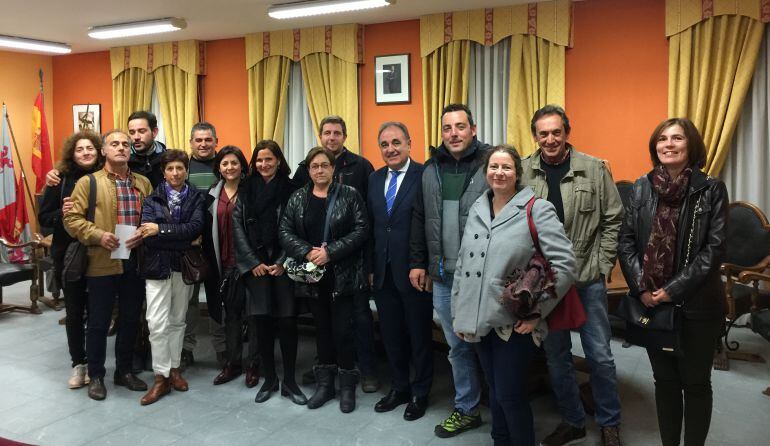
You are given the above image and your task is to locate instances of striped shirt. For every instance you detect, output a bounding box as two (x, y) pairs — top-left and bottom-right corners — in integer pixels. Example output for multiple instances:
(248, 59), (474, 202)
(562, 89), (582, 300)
(114, 175), (141, 226)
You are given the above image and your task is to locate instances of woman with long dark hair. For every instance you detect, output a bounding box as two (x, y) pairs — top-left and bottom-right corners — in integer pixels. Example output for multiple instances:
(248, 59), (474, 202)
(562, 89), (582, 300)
(618, 118), (728, 445)
(202, 146), (261, 387)
(39, 130), (103, 389)
(233, 140), (305, 404)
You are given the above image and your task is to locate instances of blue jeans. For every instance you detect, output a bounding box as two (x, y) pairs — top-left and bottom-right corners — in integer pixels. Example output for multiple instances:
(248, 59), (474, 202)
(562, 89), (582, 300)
(543, 278), (621, 428)
(475, 331), (536, 446)
(433, 277), (481, 415)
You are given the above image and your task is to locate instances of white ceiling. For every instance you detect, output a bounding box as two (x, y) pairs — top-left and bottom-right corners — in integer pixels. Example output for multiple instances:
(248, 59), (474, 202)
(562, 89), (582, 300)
(0, 0), (533, 54)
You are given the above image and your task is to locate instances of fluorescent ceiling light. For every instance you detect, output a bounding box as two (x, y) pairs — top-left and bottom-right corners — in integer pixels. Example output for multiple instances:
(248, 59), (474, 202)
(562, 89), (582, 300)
(0, 35), (71, 54)
(268, 0), (393, 19)
(88, 18), (187, 40)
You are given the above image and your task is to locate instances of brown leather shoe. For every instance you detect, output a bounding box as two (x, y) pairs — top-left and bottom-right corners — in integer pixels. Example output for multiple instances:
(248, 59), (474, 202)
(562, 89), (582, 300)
(140, 375), (170, 406)
(245, 365), (260, 388)
(213, 363), (242, 385)
(169, 368), (188, 392)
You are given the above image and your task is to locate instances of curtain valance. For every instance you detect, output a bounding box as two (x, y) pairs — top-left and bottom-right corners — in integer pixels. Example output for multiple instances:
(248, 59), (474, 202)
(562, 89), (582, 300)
(109, 40), (205, 79)
(666, 0), (770, 36)
(420, 0), (572, 57)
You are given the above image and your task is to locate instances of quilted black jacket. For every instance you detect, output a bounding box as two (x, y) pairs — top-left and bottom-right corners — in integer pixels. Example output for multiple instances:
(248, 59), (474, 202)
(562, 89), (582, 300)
(618, 168), (728, 320)
(278, 182), (369, 298)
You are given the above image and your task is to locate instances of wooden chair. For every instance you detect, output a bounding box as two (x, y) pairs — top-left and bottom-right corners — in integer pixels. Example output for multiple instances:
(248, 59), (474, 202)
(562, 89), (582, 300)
(0, 234), (44, 314)
(715, 201), (770, 369)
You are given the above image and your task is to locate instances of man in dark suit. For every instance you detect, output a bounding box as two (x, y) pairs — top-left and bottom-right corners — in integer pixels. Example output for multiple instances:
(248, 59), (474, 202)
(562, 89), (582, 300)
(368, 121), (433, 421)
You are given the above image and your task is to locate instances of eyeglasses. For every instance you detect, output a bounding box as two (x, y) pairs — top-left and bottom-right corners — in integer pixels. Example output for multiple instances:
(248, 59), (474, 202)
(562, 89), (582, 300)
(309, 163), (332, 171)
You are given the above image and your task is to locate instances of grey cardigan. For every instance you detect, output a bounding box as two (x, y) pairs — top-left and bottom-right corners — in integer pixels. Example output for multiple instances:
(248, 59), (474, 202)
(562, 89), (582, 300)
(451, 187), (577, 341)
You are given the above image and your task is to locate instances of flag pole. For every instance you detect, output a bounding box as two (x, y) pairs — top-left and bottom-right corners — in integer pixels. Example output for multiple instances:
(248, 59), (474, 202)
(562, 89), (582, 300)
(3, 104), (39, 217)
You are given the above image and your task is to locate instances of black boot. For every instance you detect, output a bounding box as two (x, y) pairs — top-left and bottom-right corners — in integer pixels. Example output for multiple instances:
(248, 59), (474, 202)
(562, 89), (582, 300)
(338, 368), (359, 413)
(307, 364), (337, 409)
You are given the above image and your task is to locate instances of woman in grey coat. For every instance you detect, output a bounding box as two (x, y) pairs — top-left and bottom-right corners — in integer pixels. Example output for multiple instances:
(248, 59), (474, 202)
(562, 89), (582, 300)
(452, 145), (576, 446)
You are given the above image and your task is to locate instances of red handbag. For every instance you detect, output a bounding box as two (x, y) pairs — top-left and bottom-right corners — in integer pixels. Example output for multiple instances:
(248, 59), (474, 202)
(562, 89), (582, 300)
(525, 196), (587, 331)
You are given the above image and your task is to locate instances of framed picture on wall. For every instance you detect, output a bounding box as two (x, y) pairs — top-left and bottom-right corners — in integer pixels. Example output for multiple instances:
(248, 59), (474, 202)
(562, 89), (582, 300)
(72, 104), (101, 134)
(375, 54), (410, 104)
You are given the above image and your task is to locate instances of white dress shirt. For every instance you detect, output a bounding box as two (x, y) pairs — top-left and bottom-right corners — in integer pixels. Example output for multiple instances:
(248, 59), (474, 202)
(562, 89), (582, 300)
(383, 158), (410, 198)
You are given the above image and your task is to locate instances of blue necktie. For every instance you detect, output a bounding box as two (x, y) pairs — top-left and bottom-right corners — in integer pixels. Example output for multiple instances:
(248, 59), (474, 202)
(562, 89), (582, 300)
(385, 171), (400, 215)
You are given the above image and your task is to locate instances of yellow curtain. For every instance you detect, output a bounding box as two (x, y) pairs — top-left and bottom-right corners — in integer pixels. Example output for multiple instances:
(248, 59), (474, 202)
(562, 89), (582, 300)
(669, 15), (764, 175)
(507, 34), (565, 156)
(153, 65), (199, 150)
(300, 52), (360, 152)
(422, 40), (471, 152)
(112, 68), (153, 130)
(247, 56), (291, 150)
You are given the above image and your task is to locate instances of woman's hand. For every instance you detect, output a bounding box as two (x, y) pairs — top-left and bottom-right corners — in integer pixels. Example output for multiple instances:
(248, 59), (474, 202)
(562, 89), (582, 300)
(652, 288), (671, 304)
(252, 264), (270, 277)
(61, 197), (74, 214)
(268, 264), (285, 276)
(307, 246), (330, 266)
(640, 291), (657, 308)
(514, 318), (539, 335)
(139, 222), (159, 238)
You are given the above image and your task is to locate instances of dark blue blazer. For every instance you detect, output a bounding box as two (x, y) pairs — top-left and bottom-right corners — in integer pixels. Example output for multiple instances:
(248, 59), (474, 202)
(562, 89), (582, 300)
(367, 159), (424, 293)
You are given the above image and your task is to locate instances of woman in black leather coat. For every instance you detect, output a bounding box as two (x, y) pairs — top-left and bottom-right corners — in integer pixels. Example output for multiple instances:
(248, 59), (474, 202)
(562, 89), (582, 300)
(233, 140), (305, 405)
(39, 130), (103, 389)
(618, 118), (728, 446)
(278, 146), (369, 413)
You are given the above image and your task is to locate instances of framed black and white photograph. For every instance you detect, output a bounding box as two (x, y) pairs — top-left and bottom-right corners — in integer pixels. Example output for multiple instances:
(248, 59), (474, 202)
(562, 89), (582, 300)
(72, 104), (101, 134)
(375, 54), (410, 104)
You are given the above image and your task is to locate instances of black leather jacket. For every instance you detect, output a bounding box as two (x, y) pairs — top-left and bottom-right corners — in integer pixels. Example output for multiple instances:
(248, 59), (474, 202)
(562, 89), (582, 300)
(618, 168), (728, 320)
(279, 182), (369, 298)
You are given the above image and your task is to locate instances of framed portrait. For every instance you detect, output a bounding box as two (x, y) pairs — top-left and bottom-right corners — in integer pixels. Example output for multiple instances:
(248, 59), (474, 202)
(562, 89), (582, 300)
(375, 54), (410, 104)
(72, 104), (101, 134)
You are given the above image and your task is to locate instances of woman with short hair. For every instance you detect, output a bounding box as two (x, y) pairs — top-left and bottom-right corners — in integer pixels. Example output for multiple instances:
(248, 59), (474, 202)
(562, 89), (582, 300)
(279, 146), (369, 413)
(138, 149), (205, 405)
(618, 118), (728, 445)
(452, 145), (576, 446)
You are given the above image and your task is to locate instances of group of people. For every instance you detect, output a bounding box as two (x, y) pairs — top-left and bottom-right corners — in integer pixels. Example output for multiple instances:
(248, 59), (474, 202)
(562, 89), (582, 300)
(39, 103), (728, 446)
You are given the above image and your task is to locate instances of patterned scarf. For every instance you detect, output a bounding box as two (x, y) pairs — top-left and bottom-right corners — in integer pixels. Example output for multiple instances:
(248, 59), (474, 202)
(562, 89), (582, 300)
(641, 165), (692, 291)
(164, 181), (189, 223)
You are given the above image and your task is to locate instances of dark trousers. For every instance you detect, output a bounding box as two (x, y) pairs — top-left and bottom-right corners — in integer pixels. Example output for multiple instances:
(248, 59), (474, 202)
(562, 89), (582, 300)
(256, 315), (298, 383)
(63, 278), (88, 367)
(224, 310), (258, 367)
(353, 290), (377, 375)
(374, 265), (434, 397)
(86, 258), (144, 379)
(308, 275), (355, 370)
(475, 330), (536, 446)
(648, 317), (722, 446)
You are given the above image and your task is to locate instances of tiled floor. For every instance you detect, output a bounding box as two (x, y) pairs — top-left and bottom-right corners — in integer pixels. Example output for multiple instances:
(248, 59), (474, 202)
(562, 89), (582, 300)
(1, 282), (768, 445)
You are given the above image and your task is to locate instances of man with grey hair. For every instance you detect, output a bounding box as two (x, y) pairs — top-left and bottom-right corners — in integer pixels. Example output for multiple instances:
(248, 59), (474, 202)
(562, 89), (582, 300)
(368, 122), (432, 421)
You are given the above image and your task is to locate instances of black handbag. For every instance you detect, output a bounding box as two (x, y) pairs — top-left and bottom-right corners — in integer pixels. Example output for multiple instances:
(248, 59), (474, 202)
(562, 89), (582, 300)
(618, 295), (682, 355)
(60, 174), (96, 283)
(181, 248), (209, 285)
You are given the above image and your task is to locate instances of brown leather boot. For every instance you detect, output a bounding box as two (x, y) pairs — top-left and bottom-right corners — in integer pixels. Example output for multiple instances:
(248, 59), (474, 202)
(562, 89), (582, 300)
(169, 368), (189, 392)
(140, 374), (170, 406)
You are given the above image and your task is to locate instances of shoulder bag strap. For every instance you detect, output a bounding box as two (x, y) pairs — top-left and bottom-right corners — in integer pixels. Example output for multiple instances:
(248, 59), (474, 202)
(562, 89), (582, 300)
(86, 174), (96, 223)
(322, 186), (339, 244)
(525, 195), (542, 255)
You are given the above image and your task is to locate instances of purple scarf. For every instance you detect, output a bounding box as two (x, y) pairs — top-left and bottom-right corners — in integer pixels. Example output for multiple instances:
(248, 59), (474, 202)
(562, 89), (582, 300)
(641, 165), (692, 292)
(164, 181), (189, 223)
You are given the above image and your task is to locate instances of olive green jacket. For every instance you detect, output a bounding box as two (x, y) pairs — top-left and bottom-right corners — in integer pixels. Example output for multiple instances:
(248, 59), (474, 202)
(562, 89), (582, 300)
(520, 146), (624, 284)
(64, 168), (152, 277)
